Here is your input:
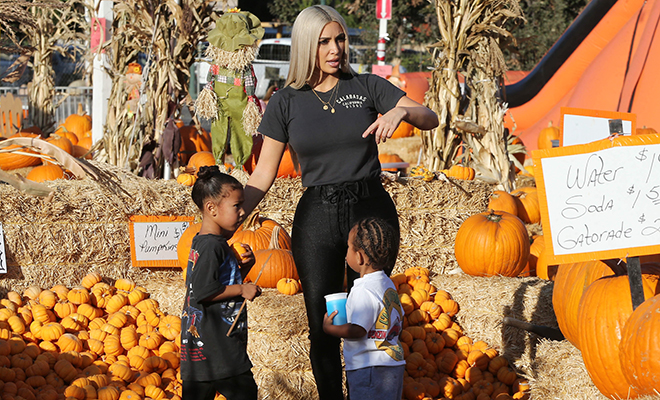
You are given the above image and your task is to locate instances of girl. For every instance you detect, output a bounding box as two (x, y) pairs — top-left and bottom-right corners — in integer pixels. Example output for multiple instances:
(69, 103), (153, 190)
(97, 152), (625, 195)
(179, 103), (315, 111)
(241, 5), (438, 399)
(181, 165), (261, 400)
(323, 217), (405, 400)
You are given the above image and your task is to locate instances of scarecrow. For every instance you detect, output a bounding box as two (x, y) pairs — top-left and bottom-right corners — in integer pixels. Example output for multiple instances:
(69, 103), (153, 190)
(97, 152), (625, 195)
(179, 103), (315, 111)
(195, 9), (264, 167)
(124, 62), (143, 118)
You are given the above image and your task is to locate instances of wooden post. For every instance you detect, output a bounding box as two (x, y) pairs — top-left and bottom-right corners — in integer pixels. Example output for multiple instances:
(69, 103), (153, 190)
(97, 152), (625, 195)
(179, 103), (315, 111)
(627, 256), (644, 310)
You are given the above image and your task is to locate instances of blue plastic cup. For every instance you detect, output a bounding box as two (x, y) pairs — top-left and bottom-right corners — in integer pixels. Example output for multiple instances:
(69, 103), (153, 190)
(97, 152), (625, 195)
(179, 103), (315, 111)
(325, 292), (348, 325)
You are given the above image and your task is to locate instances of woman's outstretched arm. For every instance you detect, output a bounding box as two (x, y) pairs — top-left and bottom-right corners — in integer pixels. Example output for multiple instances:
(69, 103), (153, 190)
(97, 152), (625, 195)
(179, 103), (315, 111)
(242, 136), (287, 216)
(363, 96), (439, 144)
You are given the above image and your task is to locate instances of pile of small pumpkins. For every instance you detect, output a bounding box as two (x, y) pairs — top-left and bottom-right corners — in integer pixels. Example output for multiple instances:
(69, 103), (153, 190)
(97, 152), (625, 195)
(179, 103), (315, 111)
(177, 211), (301, 295)
(0, 111), (93, 182)
(0, 273), (185, 400)
(395, 266), (530, 400)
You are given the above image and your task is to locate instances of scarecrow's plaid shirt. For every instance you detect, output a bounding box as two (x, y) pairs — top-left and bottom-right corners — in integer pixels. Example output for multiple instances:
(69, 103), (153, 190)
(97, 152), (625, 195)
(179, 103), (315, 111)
(204, 64), (257, 98)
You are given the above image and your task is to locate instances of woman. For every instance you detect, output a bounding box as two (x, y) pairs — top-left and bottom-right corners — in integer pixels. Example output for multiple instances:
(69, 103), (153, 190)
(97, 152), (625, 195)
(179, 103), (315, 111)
(242, 5), (438, 399)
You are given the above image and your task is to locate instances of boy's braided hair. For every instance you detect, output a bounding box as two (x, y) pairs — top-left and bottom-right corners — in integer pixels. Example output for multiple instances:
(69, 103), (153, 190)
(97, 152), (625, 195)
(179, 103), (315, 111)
(191, 165), (243, 211)
(352, 217), (399, 272)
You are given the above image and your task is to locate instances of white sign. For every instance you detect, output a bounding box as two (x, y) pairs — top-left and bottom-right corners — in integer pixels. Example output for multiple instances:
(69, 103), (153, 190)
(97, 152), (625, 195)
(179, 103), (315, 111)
(563, 114), (633, 146)
(0, 222), (6, 274)
(129, 216), (193, 267)
(538, 141), (660, 263)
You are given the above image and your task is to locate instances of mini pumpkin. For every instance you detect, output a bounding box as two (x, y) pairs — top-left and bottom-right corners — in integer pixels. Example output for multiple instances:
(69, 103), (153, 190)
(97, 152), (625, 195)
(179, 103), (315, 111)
(276, 278), (300, 295)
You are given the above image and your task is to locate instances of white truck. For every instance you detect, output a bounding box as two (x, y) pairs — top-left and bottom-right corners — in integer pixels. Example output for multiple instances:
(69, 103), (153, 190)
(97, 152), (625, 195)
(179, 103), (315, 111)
(196, 38), (366, 99)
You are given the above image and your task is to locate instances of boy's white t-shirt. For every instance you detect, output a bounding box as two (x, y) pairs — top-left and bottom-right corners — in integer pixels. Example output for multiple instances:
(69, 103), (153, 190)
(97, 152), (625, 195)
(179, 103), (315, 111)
(343, 270), (406, 371)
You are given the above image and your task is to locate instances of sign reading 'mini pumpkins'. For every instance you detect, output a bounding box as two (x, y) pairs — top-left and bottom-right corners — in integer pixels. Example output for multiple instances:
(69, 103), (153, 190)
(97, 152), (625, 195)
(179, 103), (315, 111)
(532, 133), (660, 265)
(129, 216), (195, 267)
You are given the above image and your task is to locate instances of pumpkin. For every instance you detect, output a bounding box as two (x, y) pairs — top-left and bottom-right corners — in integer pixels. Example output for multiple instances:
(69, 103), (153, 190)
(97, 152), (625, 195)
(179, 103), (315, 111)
(187, 151), (216, 175)
(247, 226), (298, 288)
(537, 120), (560, 149)
(576, 265), (660, 399)
(446, 164), (475, 180)
(176, 172), (197, 186)
(81, 273), (102, 290)
(552, 260), (613, 348)
(379, 152), (404, 172)
(276, 278), (300, 295)
(178, 125), (212, 164)
(519, 235), (544, 277)
(26, 164), (66, 182)
(534, 247), (558, 281)
(114, 278), (136, 292)
(177, 222), (201, 270)
(158, 315), (181, 341)
(53, 128), (79, 145)
(0, 132), (42, 170)
(619, 293), (660, 395)
(454, 210), (530, 277)
(62, 112), (92, 139)
(229, 211), (292, 252)
(511, 187), (540, 224)
(488, 191), (518, 216)
(635, 125), (657, 135)
(45, 135), (73, 156)
(67, 287), (90, 305)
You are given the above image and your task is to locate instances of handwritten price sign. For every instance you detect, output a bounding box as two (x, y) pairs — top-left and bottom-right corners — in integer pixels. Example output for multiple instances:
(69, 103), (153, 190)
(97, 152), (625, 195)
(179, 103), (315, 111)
(533, 134), (660, 264)
(128, 216), (195, 268)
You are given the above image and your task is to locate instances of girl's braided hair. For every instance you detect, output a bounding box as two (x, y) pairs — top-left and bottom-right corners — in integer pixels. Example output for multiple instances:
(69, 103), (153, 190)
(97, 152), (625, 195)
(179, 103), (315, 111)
(351, 217), (399, 272)
(191, 165), (243, 211)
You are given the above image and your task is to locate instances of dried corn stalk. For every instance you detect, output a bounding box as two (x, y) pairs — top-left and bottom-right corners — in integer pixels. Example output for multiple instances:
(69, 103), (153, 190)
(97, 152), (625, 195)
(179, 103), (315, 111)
(95, 0), (217, 175)
(18, 0), (91, 132)
(422, 0), (522, 191)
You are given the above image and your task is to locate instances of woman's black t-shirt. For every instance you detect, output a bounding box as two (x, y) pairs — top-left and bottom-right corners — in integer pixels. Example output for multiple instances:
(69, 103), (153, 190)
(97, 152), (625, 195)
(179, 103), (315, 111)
(259, 73), (406, 187)
(180, 233), (252, 382)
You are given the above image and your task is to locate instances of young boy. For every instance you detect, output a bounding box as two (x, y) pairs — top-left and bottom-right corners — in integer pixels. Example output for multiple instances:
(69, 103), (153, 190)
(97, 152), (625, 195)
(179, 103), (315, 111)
(323, 217), (406, 399)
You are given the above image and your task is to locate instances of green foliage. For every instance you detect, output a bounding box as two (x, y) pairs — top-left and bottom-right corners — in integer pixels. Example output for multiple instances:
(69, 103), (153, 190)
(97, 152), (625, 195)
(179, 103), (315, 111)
(506, 0), (589, 70)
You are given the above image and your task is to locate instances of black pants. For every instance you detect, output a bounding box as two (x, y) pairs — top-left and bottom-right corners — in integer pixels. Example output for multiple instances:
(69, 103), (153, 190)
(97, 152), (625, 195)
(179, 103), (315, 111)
(182, 370), (257, 400)
(291, 178), (399, 400)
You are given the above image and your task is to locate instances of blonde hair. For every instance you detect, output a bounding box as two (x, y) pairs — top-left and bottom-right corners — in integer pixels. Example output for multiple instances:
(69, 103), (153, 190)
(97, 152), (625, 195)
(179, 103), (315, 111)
(286, 5), (354, 89)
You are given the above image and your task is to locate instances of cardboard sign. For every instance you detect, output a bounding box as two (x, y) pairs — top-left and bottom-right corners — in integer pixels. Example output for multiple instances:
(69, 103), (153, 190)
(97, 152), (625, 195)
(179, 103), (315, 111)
(0, 222), (6, 274)
(560, 107), (636, 147)
(128, 216), (195, 268)
(532, 133), (660, 264)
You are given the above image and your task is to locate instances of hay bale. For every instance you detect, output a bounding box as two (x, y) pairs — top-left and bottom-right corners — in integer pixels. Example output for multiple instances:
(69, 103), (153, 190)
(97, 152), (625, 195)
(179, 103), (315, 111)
(247, 289), (317, 400)
(530, 339), (606, 400)
(257, 176), (491, 275)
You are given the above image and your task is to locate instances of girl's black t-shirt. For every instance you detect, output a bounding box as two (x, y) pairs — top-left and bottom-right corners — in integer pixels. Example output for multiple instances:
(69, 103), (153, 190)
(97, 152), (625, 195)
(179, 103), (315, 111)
(180, 233), (252, 382)
(259, 73), (406, 187)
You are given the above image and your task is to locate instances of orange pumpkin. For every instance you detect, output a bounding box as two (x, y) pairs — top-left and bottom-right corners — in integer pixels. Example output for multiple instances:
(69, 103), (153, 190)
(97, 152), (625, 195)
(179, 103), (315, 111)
(187, 151), (216, 175)
(26, 164), (66, 182)
(552, 260), (614, 349)
(488, 191), (518, 216)
(577, 265), (660, 399)
(63, 113), (92, 140)
(276, 278), (300, 295)
(177, 222), (201, 271)
(519, 235), (544, 277)
(229, 211), (291, 251)
(0, 135), (42, 170)
(379, 152), (404, 172)
(178, 125), (212, 164)
(246, 226), (298, 288)
(511, 187), (540, 224)
(537, 121), (560, 149)
(446, 164), (475, 180)
(454, 211), (530, 277)
(635, 125), (657, 135)
(619, 292), (660, 395)
(244, 135), (300, 177)
(176, 173), (197, 186)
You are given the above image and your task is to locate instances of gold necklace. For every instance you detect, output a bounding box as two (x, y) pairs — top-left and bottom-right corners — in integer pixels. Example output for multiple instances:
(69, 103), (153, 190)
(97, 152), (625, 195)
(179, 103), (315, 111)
(311, 81), (339, 113)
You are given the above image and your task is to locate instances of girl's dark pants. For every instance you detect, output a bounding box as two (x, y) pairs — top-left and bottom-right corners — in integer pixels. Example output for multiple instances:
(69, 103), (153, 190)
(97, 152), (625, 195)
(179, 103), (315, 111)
(291, 178), (399, 400)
